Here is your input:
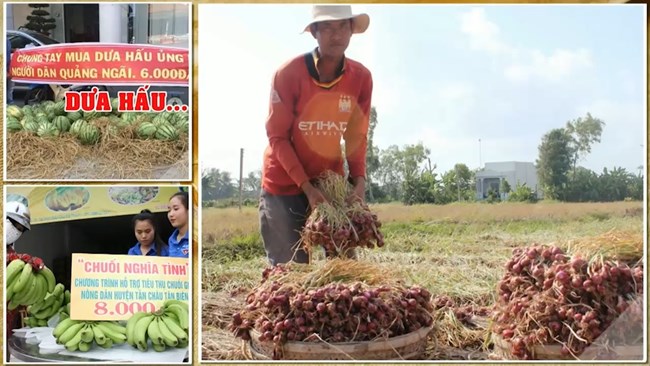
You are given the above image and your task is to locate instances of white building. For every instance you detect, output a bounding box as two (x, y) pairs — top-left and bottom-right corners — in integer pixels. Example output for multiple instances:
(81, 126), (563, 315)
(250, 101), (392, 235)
(6, 3), (189, 48)
(475, 161), (542, 200)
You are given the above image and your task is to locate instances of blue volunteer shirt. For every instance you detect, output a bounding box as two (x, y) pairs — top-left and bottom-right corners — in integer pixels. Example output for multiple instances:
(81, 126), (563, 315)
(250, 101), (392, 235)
(127, 242), (169, 256)
(168, 229), (189, 258)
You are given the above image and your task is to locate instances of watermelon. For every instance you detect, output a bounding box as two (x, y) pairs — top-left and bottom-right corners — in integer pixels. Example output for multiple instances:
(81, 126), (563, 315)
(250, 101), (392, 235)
(83, 111), (100, 121)
(53, 116), (71, 132)
(21, 105), (34, 117)
(79, 124), (100, 145)
(53, 101), (66, 115)
(172, 112), (188, 127)
(37, 123), (60, 138)
(37, 115), (50, 126)
(44, 102), (59, 116)
(7, 105), (23, 119)
(111, 98), (121, 115)
(137, 122), (157, 139)
(20, 116), (35, 127)
(154, 124), (179, 141)
(178, 120), (189, 134)
(47, 112), (57, 122)
(23, 121), (39, 134)
(66, 111), (82, 121)
(152, 114), (168, 127)
(70, 119), (88, 136)
(160, 111), (174, 121)
(120, 112), (137, 125)
(7, 117), (22, 132)
(178, 114), (190, 128)
(121, 112), (135, 121)
(133, 114), (151, 127)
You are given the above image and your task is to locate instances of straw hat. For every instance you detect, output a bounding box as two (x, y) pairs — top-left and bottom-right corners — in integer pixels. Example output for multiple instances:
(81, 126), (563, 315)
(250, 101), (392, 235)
(303, 5), (370, 34)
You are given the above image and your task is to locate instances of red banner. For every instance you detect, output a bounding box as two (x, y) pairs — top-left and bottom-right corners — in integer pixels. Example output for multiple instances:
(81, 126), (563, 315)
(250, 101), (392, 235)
(9, 43), (189, 86)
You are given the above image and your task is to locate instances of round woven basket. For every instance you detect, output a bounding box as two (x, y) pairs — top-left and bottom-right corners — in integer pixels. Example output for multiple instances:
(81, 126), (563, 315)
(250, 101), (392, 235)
(248, 326), (432, 360)
(492, 332), (644, 361)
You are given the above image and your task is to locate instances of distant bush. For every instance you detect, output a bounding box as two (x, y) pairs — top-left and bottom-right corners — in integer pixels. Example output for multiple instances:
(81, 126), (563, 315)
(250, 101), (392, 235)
(486, 188), (501, 203)
(202, 198), (258, 208)
(508, 183), (538, 203)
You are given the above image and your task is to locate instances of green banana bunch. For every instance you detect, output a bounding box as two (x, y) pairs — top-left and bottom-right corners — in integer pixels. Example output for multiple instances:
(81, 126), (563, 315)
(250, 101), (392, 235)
(126, 300), (189, 352)
(6, 259), (56, 309)
(23, 316), (49, 327)
(25, 284), (66, 325)
(58, 302), (71, 321)
(52, 318), (127, 352)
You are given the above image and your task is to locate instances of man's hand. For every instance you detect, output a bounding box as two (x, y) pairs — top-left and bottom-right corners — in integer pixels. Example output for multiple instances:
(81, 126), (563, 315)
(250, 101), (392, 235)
(301, 181), (327, 209)
(350, 177), (366, 203)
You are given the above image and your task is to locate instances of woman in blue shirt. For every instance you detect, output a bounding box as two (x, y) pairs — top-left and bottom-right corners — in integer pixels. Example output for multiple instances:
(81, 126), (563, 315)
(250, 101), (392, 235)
(128, 209), (169, 256)
(167, 192), (189, 258)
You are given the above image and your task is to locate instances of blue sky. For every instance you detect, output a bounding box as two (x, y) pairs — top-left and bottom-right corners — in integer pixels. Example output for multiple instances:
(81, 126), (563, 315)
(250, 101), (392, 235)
(198, 4), (646, 178)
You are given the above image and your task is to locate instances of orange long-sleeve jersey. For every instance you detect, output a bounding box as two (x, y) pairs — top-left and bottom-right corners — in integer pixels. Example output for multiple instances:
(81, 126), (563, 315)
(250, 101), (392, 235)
(262, 49), (373, 196)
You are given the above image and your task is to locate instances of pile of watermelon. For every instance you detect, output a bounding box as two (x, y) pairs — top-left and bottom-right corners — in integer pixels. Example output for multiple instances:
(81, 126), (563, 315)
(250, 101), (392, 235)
(6, 100), (189, 145)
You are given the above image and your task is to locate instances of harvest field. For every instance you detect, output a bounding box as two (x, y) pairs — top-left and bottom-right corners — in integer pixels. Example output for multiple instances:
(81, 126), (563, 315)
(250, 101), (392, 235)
(201, 201), (645, 361)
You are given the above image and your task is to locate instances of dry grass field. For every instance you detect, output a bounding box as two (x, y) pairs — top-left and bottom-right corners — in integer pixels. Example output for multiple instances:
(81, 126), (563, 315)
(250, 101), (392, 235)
(200, 201), (645, 361)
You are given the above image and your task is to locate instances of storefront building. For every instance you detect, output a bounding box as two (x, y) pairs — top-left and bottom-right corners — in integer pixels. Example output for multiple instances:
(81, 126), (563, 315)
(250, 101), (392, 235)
(6, 3), (189, 48)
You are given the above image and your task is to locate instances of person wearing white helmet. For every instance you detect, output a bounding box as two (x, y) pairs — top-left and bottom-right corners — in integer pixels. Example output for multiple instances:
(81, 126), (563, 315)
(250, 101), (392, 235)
(5, 200), (31, 361)
(5, 200), (31, 252)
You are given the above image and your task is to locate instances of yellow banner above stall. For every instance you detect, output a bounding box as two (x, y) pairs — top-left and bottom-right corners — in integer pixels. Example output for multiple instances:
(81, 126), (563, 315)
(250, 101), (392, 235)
(5, 186), (186, 225)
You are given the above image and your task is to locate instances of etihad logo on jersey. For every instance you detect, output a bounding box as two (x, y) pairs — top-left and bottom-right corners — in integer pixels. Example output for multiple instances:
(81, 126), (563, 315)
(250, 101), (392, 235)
(298, 121), (348, 136)
(339, 94), (352, 113)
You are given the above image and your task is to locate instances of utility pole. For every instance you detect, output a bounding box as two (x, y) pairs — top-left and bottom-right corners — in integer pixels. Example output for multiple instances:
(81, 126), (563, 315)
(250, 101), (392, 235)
(238, 148), (244, 211)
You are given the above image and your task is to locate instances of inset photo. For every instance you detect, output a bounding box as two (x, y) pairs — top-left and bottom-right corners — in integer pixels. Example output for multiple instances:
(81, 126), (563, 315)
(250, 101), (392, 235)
(5, 2), (192, 181)
(4, 185), (192, 363)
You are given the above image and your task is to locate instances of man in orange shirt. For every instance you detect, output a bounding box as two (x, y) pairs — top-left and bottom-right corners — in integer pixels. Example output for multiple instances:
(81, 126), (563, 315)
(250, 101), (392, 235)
(259, 5), (373, 266)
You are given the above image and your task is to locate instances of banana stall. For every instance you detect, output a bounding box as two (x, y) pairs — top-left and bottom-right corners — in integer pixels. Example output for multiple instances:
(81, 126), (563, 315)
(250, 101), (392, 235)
(5, 186), (191, 363)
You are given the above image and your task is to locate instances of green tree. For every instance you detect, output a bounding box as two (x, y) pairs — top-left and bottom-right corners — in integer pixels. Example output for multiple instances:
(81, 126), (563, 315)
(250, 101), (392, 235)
(401, 143), (431, 181)
(454, 163), (473, 201)
(201, 168), (235, 202)
(565, 113), (605, 176)
(627, 173), (644, 201)
(435, 164), (472, 203)
(376, 142), (431, 202)
(24, 4), (57, 36)
(438, 170), (457, 204)
(399, 144), (434, 205)
(597, 167), (631, 202)
(537, 128), (573, 200)
(565, 167), (600, 202)
(239, 170), (262, 197)
(377, 145), (403, 201)
(402, 170), (437, 205)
